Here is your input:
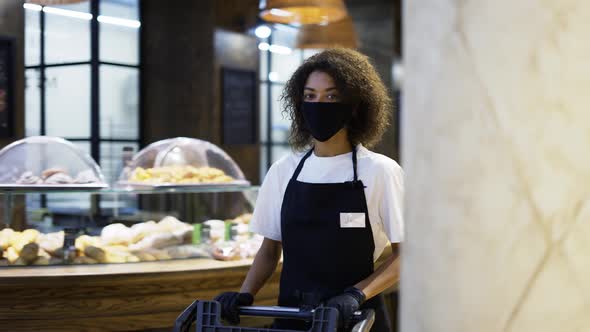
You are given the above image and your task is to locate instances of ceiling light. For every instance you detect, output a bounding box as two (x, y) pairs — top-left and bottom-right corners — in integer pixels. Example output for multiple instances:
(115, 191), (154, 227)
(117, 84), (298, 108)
(42, 6), (92, 20)
(254, 25), (272, 39)
(97, 15), (141, 28)
(259, 0), (348, 25)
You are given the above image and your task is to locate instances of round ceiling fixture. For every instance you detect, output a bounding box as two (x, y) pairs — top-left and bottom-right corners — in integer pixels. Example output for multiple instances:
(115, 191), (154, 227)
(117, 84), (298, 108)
(296, 16), (358, 49)
(259, 0), (348, 25)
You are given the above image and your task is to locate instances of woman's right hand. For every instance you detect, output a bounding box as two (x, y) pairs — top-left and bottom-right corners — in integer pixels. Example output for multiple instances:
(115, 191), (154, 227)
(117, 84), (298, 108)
(214, 291), (254, 324)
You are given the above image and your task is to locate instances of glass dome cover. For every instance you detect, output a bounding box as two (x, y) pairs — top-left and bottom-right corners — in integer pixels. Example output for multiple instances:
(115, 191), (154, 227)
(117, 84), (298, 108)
(0, 136), (107, 188)
(118, 137), (248, 187)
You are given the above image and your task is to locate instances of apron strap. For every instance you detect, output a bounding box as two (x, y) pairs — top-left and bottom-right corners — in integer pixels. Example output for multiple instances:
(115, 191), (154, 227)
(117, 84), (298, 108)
(291, 148), (314, 181)
(352, 145), (358, 182)
(291, 146), (359, 182)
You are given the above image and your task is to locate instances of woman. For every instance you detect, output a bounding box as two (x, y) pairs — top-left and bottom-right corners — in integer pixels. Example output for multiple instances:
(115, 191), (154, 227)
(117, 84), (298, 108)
(215, 48), (403, 331)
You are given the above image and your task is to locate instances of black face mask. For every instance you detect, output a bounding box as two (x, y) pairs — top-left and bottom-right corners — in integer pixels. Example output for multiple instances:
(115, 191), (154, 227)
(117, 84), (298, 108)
(301, 102), (353, 142)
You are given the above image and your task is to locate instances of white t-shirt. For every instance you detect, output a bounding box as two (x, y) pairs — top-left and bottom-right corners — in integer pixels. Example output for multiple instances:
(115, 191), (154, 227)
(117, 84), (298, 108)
(250, 145), (404, 261)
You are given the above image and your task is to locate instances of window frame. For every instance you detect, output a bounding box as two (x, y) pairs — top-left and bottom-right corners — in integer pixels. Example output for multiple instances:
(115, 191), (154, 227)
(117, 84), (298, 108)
(24, 0), (142, 173)
(259, 25), (306, 177)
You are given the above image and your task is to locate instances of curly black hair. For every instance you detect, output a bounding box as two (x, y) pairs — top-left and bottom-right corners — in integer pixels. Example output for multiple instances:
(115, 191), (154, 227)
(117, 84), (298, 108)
(281, 48), (392, 150)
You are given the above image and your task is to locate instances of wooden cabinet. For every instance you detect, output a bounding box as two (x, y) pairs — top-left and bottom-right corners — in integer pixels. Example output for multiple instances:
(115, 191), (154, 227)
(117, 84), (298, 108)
(0, 259), (281, 331)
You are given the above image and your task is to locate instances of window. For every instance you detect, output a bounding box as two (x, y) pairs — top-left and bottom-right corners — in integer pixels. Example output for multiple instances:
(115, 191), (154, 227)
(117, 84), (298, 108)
(258, 25), (322, 179)
(24, 0), (141, 212)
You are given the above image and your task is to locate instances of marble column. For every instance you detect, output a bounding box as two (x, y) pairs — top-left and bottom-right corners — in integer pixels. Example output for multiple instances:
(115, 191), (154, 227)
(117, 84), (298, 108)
(401, 1), (590, 331)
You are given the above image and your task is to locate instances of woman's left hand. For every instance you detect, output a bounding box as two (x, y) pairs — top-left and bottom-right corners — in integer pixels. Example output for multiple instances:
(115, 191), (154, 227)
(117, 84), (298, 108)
(324, 287), (366, 327)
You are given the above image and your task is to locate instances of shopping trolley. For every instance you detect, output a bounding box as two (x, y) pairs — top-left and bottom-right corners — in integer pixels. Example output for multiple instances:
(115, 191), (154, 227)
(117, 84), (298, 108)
(174, 300), (375, 332)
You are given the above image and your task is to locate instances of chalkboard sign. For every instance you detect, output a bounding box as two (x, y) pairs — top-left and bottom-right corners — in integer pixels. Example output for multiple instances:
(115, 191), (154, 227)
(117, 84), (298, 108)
(0, 38), (14, 138)
(221, 68), (257, 145)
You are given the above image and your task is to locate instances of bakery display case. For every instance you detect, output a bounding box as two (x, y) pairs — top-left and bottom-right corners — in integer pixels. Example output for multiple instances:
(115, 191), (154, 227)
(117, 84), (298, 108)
(0, 136), (107, 189)
(0, 137), (278, 331)
(118, 137), (249, 188)
(0, 137), (261, 267)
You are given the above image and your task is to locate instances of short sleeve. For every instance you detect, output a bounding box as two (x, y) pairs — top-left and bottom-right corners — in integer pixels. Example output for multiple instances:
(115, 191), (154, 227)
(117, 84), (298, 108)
(249, 163), (283, 241)
(379, 163), (404, 243)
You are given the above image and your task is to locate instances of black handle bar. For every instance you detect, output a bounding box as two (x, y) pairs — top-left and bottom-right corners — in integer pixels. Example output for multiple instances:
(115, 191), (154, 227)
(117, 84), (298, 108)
(174, 300), (375, 332)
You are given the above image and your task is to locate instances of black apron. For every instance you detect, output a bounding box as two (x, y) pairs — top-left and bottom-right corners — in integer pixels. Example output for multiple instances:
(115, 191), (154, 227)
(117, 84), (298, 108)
(274, 147), (392, 332)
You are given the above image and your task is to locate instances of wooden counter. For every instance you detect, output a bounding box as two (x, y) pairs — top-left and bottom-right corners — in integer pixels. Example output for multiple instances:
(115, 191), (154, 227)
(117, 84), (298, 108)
(0, 250), (398, 331)
(0, 258), (282, 331)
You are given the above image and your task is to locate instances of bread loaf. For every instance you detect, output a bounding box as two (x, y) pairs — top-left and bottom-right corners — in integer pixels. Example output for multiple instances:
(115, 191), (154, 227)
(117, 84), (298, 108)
(101, 223), (134, 246)
(38, 231), (64, 255)
(75, 235), (102, 252)
(84, 246), (107, 263)
(20, 242), (39, 264)
(128, 233), (182, 251)
(0, 228), (14, 250)
(132, 251), (157, 261)
(5, 246), (19, 263)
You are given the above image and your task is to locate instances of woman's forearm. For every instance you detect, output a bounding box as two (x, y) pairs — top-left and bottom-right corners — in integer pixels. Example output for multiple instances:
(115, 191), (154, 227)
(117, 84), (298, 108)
(354, 243), (401, 300)
(240, 238), (282, 296)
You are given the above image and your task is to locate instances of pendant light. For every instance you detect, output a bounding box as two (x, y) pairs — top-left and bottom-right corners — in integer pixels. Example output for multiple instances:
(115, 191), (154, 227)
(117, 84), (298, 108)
(295, 16), (358, 49)
(259, 0), (348, 25)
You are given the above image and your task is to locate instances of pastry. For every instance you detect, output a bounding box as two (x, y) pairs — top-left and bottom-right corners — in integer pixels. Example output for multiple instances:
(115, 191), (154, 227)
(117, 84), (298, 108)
(75, 235), (102, 252)
(17, 171), (42, 184)
(73, 170), (100, 184)
(0, 228), (14, 250)
(129, 165), (235, 184)
(41, 168), (66, 180)
(50, 247), (64, 259)
(5, 246), (19, 263)
(132, 251), (157, 262)
(38, 248), (52, 259)
(130, 220), (160, 243)
(125, 255), (140, 263)
(157, 216), (188, 233)
(104, 252), (128, 263)
(84, 246), (107, 263)
(144, 249), (171, 260)
(20, 242), (39, 264)
(128, 233), (182, 251)
(9, 229), (40, 252)
(38, 231), (64, 255)
(44, 172), (74, 184)
(21, 229), (40, 244)
(97, 245), (138, 264)
(101, 223), (134, 246)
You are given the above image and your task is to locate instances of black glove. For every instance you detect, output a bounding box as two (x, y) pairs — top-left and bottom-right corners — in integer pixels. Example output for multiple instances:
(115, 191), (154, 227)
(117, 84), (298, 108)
(214, 292), (254, 324)
(324, 287), (366, 328)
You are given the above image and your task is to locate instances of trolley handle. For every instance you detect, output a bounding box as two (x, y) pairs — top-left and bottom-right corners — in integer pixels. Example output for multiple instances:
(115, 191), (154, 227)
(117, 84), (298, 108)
(239, 305), (376, 332)
(174, 301), (375, 332)
(239, 305), (370, 320)
(239, 305), (314, 320)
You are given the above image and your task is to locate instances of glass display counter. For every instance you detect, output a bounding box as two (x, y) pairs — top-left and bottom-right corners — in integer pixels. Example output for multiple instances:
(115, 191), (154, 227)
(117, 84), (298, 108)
(0, 137), (275, 331)
(0, 137), (261, 267)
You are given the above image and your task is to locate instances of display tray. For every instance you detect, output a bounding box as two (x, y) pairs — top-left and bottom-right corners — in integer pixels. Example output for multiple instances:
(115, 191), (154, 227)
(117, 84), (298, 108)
(116, 179), (250, 189)
(0, 183), (108, 190)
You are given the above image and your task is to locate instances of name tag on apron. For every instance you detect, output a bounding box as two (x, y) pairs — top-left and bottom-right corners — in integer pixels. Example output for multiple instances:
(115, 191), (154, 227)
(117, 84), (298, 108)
(340, 213), (366, 228)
